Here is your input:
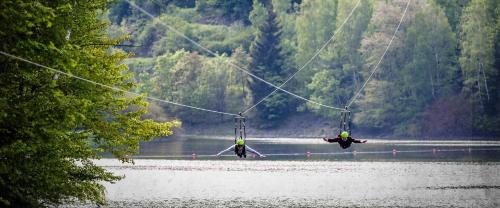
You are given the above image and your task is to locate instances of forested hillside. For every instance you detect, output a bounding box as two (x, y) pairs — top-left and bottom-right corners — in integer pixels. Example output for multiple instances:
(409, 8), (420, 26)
(108, 0), (499, 137)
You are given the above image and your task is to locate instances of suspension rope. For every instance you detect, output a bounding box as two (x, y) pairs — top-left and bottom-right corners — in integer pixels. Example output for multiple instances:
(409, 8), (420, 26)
(346, 0), (411, 108)
(338, 106), (351, 134)
(0, 51), (239, 116)
(125, 0), (342, 111)
(242, 0), (361, 114)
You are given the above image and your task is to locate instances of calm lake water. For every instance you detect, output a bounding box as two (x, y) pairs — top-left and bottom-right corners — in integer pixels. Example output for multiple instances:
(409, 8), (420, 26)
(93, 137), (500, 207)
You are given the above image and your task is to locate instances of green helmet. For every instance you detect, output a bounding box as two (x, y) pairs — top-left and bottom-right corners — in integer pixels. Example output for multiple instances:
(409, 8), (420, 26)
(236, 138), (245, 145)
(340, 131), (349, 139)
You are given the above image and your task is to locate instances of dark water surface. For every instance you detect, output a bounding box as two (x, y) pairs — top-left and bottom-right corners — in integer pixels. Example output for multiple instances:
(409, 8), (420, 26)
(135, 137), (500, 161)
(93, 137), (500, 207)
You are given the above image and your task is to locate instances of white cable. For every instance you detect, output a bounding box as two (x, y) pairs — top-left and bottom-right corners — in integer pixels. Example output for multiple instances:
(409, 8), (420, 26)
(0, 51), (239, 116)
(125, 0), (342, 111)
(347, 0), (411, 108)
(243, 0), (361, 114)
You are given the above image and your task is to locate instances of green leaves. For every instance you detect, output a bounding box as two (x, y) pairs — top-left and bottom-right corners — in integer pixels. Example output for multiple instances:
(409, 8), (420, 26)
(300, 0), (372, 117)
(0, 0), (179, 206)
(131, 49), (251, 123)
(110, 0), (499, 136)
(457, 0), (500, 133)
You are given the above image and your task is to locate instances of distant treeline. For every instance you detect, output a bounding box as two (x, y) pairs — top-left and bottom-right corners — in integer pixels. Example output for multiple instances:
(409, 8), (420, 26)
(109, 0), (499, 137)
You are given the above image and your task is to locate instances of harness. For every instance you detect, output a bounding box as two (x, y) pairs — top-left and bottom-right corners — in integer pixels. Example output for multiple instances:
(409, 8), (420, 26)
(339, 106), (351, 136)
(234, 112), (246, 157)
(234, 112), (246, 142)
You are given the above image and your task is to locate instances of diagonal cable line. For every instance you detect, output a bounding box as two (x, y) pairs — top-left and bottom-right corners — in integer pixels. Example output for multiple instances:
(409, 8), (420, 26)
(124, 0), (342, 111)
(346, 0), (411, 108)
(0, 51), (238, 116)
(242, 0), (362, 114)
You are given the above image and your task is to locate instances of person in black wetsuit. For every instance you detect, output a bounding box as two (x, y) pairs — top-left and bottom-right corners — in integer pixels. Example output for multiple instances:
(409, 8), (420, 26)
(323, 131), (366, 149)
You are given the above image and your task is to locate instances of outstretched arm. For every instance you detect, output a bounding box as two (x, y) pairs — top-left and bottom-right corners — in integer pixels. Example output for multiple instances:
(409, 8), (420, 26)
(245, 145), (266, 157)
(216, 145), (235, 156)
(323, 137), (341, 143)
(351, 138), (367, 143)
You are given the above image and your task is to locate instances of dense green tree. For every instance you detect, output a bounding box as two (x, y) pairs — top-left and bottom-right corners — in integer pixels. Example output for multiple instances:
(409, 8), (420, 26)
(108, 1), (132, 24)
(196, 23), (254, 55)
(249, 1), (289, 128)
(355, 1), (459, 136)
(306, 0), (373, 117)
(145, 49), (251, 123)
(124, 57), (156, 93)
(295, 0), (338, 86)
(196, 0), (253, 25)
(225, 47), (253, 114)
(0, 0), (179, 206)
(127, 13), (253, 57)
(107, 0), (500, 136)
(249, 0), (268, 30)
(433, 0), (470, 32)
(155, 51), (207, 122)
(272, 0), (299, 79)
(354, 0), (421, 135)
(459, 0), (500, 132)
(138, 15), (193, 56)
(393, 2), (459, 135)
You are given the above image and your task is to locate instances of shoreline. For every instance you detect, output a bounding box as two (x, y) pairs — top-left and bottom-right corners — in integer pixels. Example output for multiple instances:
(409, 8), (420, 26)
(173, 134), (500, 141)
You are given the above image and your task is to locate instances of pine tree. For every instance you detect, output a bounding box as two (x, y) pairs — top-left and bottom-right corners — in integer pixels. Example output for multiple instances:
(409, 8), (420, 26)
(249, 0), (289, 128)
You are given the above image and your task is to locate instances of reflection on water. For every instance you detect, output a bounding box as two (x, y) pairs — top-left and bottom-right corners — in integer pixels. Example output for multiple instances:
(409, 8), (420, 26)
(92, 138), (500, 207)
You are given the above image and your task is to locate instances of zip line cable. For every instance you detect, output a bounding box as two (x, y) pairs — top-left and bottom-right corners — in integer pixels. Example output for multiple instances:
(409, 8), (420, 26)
(346, 0), (411, 108)
(0, 51), (238, 116)
(242, 0), (362, 114)
(125, 0), (342, 111)
(2, 0), (410, 120)
(2, 51), (497, 158)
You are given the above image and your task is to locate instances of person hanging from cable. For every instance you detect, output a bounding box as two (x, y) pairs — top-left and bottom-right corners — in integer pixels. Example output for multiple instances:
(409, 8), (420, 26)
(322, 107), (366, 149)
(323, 131), (366, 149)
(216, 113), (265, 158)
(216, 137), (265, 158)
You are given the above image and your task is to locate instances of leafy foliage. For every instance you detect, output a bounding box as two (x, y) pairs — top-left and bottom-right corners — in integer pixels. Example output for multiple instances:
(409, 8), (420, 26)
(458, 0), (500, 132)
(305, 0), (373, 117)
(196, 0), (253, 25)
(112, 0), (499, 135)
(0, 0), (179, 206)
(433, 0), (470, 32)
(129, 48), (251, 124)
